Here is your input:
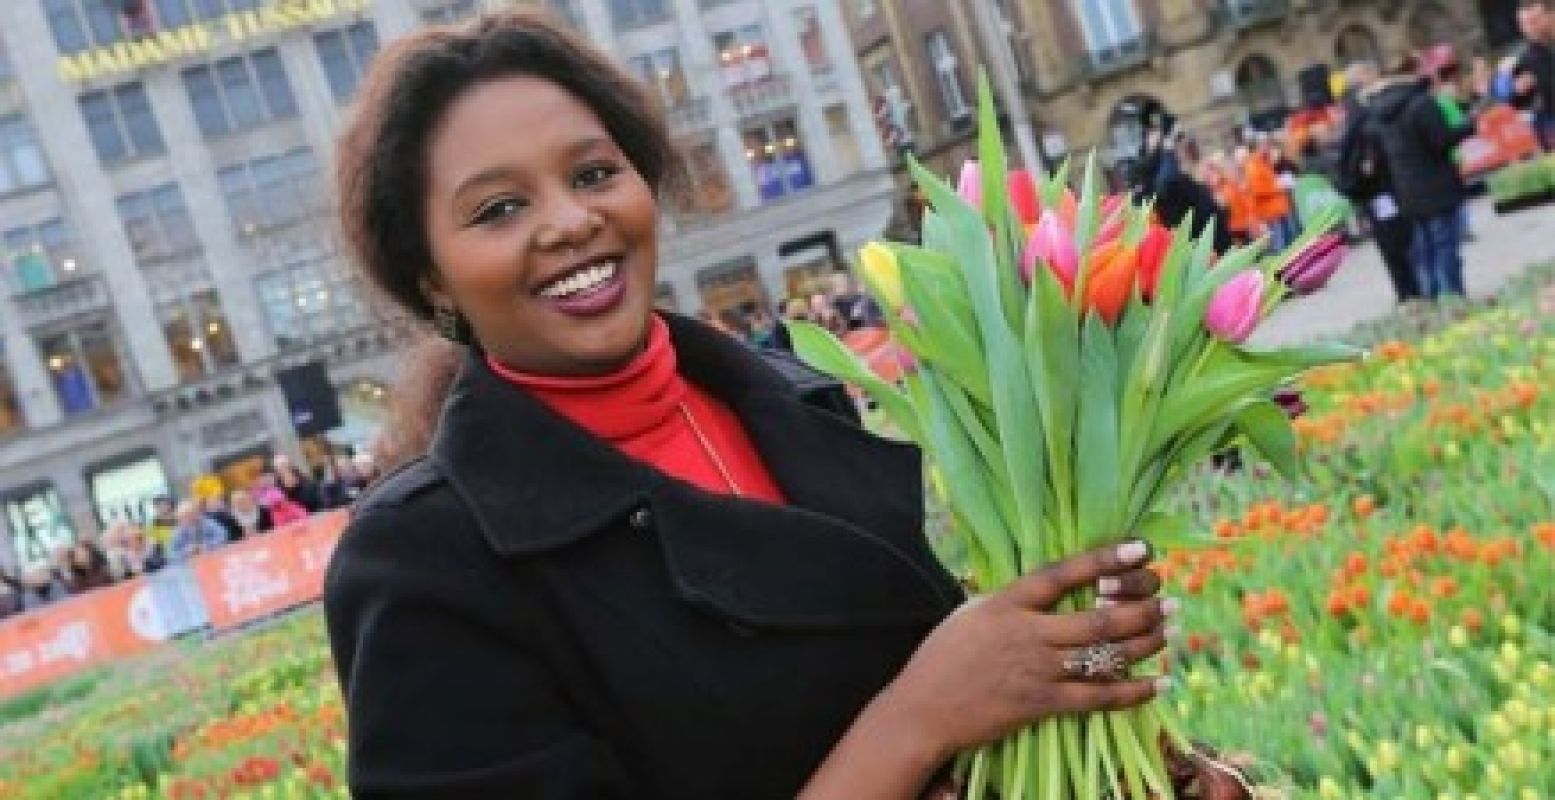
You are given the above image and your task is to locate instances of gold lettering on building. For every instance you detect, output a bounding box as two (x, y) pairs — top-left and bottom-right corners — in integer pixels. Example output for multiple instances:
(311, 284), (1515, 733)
(57, 0), (370, 83)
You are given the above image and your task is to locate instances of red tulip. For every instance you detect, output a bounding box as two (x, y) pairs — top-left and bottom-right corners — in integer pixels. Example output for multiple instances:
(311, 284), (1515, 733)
(1137, 225), (1174, 301)
(1008, 169), (1040, 225)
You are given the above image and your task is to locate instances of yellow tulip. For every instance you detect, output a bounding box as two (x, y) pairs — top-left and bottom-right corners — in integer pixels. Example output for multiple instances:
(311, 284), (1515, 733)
(1375, 739), (1400, 772)
(1445, 745), (1466, 772)
(1317, 777), (1342, 799)
(858, 243), (904, 313)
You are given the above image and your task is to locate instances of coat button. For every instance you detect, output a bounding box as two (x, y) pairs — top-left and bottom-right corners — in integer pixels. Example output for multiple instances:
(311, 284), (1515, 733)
(628, 507), (652, 531)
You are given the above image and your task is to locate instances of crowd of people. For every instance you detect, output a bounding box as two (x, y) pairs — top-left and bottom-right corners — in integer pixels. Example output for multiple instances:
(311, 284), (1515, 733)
(0, 452), (379, 620)
(699, 271), (884, 351)
(1138, 1), (1555, 306)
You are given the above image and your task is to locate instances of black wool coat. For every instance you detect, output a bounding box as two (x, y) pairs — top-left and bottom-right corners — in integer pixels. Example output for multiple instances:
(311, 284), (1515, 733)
(324, 314), (964, 799)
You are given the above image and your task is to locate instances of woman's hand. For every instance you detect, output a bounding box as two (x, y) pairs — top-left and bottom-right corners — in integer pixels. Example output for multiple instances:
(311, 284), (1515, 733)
(880, 540), (1175, 766)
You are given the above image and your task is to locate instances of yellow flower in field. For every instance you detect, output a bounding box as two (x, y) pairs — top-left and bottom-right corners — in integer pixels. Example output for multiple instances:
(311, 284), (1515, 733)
(1448, 625), (1469, 648)
(1500, 742), (1529, 772)
(1445, 745), (1466, 773)
(1521, 789), (1541, 800)
(1414, 725), (1434, 749)
(1487, 712), (1513, 740)
(1501, 614), (1522, 638)
(1375, 739), (1400, 773)
(1504, 698), (1530, 727)
(1487, 761), (1506, 787)
(1317, 776), (1342, 799)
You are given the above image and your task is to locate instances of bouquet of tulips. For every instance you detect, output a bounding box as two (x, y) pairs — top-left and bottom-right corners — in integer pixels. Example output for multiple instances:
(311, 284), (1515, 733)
(791, 77), (1359, 799)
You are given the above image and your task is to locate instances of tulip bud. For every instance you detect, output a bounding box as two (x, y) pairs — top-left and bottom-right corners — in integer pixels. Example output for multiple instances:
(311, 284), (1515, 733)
(1136, 225), (1173, 301)
(858, 243), (904, 313)
(957, 161), (982, 210)
(1204, 271), (1266, 344)
(1083, 240), (1138, 325)
(1008, 169), (1040, 225)
(1281, 233), (1347, 294)
(1022, 209), (1079, 291)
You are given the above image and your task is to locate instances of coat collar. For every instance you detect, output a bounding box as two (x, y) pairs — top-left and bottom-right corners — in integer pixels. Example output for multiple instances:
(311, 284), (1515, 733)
(429, 313), (961, 625)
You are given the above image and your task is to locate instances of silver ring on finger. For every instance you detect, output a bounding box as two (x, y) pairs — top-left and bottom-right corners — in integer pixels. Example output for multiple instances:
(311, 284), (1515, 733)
(1063, 642), (1128, 681)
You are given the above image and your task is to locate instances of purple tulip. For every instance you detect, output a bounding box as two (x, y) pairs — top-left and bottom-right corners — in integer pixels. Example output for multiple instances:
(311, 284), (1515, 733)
(1205, 271), (1266, 343)
(957, 161), (982, 209)
(1280, 233), (1347, 294)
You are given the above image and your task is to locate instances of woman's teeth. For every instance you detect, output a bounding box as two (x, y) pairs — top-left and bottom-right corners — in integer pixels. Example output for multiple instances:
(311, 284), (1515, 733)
(540, 261), (618, 299)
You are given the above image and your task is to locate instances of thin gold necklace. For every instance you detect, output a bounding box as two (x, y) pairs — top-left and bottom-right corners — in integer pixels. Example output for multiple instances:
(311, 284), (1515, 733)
(678, 401), (743, 497)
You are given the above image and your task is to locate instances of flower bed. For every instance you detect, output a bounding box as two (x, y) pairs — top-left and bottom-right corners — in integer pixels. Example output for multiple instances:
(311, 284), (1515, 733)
(2, 268), (1551, 798)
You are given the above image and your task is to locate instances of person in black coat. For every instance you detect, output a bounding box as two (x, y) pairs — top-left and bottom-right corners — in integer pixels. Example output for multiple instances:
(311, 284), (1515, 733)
(1141, 132), (1233, 254)
(1336, 63), (1422, 303)
(323, 13), (1172, 799)
(1371, 68), (1474, 299)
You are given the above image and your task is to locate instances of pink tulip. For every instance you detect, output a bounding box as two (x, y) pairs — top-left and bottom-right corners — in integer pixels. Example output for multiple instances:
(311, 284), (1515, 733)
(957, 161), (982, 209)
(1021, 209), (1079, 290)
(1280, 233), (1347, 294)
(1204, 270), (1266, 343)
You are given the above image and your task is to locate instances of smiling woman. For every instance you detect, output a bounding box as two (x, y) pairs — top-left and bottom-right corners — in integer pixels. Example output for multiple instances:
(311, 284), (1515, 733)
(324, 11), (1171, 800)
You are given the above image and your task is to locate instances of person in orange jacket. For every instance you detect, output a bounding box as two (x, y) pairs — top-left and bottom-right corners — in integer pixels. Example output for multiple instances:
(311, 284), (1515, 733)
(1243, 134), (1298, 249)
(1203, 151), (1260, 246)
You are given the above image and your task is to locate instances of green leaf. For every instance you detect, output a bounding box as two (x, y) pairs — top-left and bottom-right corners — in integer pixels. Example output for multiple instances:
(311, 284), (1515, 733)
(1131, 510), (1217, 550)
(919, 371), (1018, 584)
(1235, 400), (1299, 481)
(973, 73), (1027, 327)
(1074, 315), (1121, 548)
(788, 322), (921, 442)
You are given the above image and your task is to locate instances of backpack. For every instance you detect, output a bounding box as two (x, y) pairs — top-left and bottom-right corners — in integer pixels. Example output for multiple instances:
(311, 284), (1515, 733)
(1334, 109), (1387, 201)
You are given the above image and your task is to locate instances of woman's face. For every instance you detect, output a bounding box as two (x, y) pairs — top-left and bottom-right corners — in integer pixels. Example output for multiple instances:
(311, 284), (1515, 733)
(423, 75), (660, 376)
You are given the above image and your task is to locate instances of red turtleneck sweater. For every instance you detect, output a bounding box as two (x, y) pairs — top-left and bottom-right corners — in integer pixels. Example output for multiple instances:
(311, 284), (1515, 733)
(486, 316), (786, 504)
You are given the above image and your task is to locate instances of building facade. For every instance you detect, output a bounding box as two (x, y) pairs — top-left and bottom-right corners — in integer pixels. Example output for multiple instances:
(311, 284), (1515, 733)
(0, 0), (891, 572)
(848, 0), (1492, 198)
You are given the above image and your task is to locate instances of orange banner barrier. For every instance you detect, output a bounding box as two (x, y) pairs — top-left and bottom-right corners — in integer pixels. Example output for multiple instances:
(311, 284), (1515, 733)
(1461, 104), (1543, 178)
(0, 510), (347, 699)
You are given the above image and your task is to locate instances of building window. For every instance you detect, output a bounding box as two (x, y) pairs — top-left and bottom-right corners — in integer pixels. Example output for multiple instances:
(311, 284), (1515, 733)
(161, 289), (239, 381)
(0, 115), (51, 194)
(869, 57), (918, 138)
(418, 0), (479, 25)
(4, 219), (82, 294)
(78, 82), (166, 167)
(116, 183), (201, 263)
(1236, 54), (1287, 121)
(1074, 0), (1142, 59)
(86, 449), (171, 527)
(3, 483), (76, 573)
(795, 6), (830, 74)
(993, 0), (1036, 82)
(0, 360), (24, 435)
(825, 104), (861, 174)
(608, 0), (670, 32)
(182, 48), (298, 138)
(314, 22), (380, 103)
(152, 0), (264, 28)
(745, 118), (812, 202)
(695, 256), (764, 320)
(713, 25), (772, 88)
(628, 48), (690, 110)
(42, 0), (126, 56)
(925, 30), (969, 121)
(676, 142), (735, 219)
(1335, 25), (1382, 67)
(38, 321), (130, 415)
(219, 147), (323, 233)
(255, 260), (366, 348)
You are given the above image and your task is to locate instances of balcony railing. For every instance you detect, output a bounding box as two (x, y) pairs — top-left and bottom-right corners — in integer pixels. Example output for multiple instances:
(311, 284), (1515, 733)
(10, 272), (110, 329)
(1222, 0), (1291, 29)
(667, 96), (714, 137)
(729, 75), (796, 120)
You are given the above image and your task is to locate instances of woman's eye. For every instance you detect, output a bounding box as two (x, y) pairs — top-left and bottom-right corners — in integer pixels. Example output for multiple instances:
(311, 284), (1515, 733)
(575, 163), (620, 188)
(471, 197), (524, 226)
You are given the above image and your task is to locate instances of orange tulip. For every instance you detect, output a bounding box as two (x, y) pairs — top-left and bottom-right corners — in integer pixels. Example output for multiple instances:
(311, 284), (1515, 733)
(1082, 240), (1138, 324)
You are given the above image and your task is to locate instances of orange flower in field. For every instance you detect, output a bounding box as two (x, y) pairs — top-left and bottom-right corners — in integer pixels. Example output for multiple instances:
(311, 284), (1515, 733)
(1407, 598), (1432, 625)
(1410, 525), (1441, 555)
(1445, 528), (1477, 560)
(1352, 495), (1376, 518)
(1386, 591), (1413, 618)
(1262, 589), (1290, 615)
(1185, 570), (1208, 595)
(1536, 522), (1555, 549)
(1348, 584), (1370, 609)
(1344, 552), (1368, 578)
(1326, 590), (1350, 616)
(1461, 608), (1484, 633)
(1430, 576), (1459, 599)
(1215, 519), (1241, 539)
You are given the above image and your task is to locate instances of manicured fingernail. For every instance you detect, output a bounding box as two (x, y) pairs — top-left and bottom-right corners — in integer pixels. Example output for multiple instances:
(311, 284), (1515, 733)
(1161, 597), (1181, 616)
(1154, 677), (1173, 694)
(1097, 576), (1122, 595)
(1117, 540), (1148, 564)
(1095, 596), (1116, 609)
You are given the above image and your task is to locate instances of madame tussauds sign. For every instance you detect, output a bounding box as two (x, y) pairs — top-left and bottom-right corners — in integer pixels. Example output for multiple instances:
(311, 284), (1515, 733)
(57, 0), (371, 84)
